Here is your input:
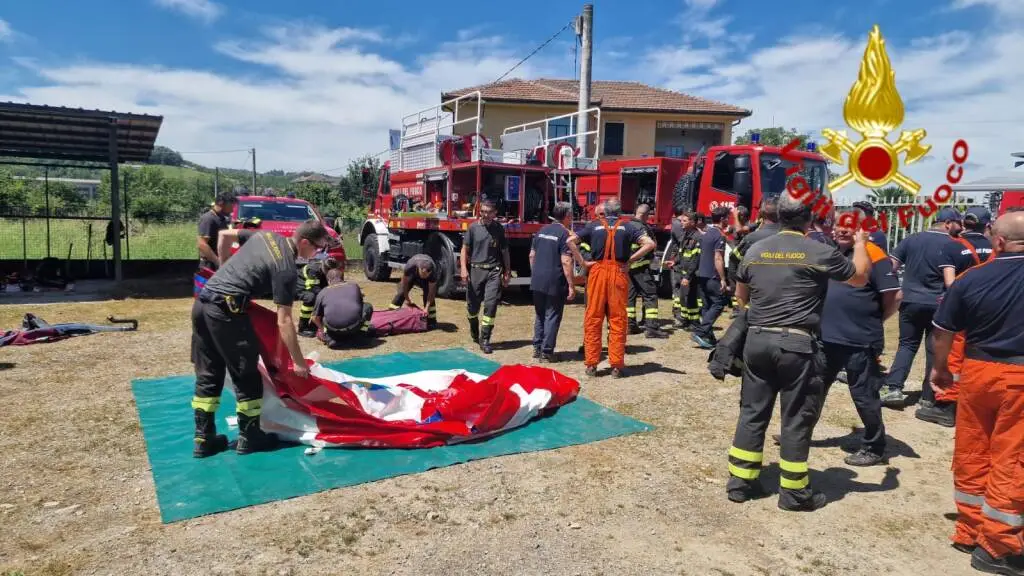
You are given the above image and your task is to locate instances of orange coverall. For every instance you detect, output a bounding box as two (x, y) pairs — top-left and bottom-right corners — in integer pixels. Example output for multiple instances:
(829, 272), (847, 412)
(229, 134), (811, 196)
(935, 238), (980, 404)
(584, 219), (629, 370)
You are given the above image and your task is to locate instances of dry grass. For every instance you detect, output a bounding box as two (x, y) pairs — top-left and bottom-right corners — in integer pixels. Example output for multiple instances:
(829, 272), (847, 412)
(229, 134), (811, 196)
(0, 276), (975, 575)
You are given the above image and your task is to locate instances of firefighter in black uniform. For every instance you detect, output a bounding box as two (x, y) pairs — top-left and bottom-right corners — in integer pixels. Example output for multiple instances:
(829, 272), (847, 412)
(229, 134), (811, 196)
(296, 256), (331, 337)
(726, 191), (871, 511)
(196, 193), (236, 271)
(460, 199), (510, 354)
(665, 207), (701, 330)
(390, 253), (438, 328)
(192, 219), (329, 458)
(626, 204), (668, 338)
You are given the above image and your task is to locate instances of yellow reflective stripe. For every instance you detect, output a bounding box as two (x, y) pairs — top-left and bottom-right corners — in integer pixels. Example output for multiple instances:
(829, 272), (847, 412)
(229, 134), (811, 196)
(360, 322), (371, 332)
(644, 309), (659, 319)
(467, 313), (478, 319)
(780, 475), (810, 490)
(300, 305), (314, 312)
(191, 396), (220, 413)
(480, 315), (494, 326)
(236, 399), (262, 417)
(728, 463), (761, 480)
(729, 446), (763, 463)
(579, 243), (591, 251)
(388, 304), (400, 310)
(779, 459), (808, 474)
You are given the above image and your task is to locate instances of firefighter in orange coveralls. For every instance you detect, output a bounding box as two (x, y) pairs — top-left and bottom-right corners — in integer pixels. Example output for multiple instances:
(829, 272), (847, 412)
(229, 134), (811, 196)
(921, 207), (994, 427)
(575, 199), (655, 378)
(930, 210), (1024, 575)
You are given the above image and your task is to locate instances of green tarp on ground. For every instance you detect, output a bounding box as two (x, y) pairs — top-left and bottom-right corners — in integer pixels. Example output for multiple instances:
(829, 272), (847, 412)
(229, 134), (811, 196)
(131, 348), (653, 523)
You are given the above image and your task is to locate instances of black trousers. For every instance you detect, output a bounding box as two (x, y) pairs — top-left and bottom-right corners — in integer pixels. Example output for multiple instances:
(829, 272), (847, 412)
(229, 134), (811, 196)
(727, 329), (824, 507)
(821, 342), (887, 455)
(627, 268), (659, 324)
(321, 302), (374, 348)
(672, 270), (701, 322)
(298, 288), (319, 321)
(885, 302), (937, 399)
(467, 267), (502, 329)
(696, 277), (728, 341)
(191, 298), (262, 414)
(532, 290), (566, 354)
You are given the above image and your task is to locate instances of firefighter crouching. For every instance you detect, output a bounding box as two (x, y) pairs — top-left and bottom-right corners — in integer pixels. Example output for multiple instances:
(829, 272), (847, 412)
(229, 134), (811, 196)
(727, 191), (871, 511)
(311, 262), (374, 347)
(460, 199), (511, 355)
(665, 207), (701, 330)
(930, 210), (1024, 575)
(390, 253), (438, 328)
(192, 220), (328, 458)
(296, 255), (331, 337)
(627, 204), (668, 339)
(575, 199), (656, 378)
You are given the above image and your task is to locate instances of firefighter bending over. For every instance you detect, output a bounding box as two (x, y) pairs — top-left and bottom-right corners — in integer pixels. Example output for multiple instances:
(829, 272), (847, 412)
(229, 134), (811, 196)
(665, 207), (701, 330)
(312, 261), (374, 347)
(930, 210), (1024, 576)
(191, 220), (328, 458)
(626, 204), (668, 338)
(726, 191), (870, 511)
(390, 253), (438, 329)
(461, 199), (510, 354)
(576, 199), (656, 378)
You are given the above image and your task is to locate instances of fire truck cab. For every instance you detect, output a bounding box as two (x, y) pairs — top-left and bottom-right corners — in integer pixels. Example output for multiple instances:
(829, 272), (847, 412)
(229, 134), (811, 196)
(359, 92), (601, 297)
(574, 134), (831, 295)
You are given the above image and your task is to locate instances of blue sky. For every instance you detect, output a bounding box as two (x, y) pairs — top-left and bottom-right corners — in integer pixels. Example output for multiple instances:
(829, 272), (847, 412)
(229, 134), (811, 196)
(1, 0), (1022, 200)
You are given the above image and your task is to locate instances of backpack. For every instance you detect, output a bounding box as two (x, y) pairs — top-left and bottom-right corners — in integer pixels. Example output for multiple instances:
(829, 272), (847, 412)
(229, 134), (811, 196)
(370, 307), (428, 336)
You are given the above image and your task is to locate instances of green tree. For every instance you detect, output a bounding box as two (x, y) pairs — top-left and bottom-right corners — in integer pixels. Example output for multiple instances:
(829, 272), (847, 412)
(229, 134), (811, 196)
(867, 185), (915, 205)
(0, 169), (29, 214)
(735, 127), (841, 181)
(337, 155), (380, 204)
(148, 145), (185, 166)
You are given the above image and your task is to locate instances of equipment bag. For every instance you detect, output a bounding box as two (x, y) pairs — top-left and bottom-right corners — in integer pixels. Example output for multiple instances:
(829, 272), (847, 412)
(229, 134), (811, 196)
(370, 307), (428, 336)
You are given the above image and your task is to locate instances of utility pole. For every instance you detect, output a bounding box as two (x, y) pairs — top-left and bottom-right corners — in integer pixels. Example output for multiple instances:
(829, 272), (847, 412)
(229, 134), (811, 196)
(575, 4), (593, 156)
(214, 167), (219, 196)
(250, 148), (257, 194)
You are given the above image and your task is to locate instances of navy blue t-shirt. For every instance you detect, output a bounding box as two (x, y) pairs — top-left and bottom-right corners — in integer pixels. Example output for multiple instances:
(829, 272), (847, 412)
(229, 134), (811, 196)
(890, 230), (960, 306)
(957, 232), (993, 267)
(530, 222), (570, 296)
(807, 230), (837, 247)
(577, 218), (646, 263)
(697, 226), (726, 279)
(869, 230), (888, 253)
(933, 254), (1024, 359)
(821, 242), (900, 348)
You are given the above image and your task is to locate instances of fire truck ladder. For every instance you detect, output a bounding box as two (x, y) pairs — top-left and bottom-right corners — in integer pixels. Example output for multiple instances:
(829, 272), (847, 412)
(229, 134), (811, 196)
(552, 169), (575, 205)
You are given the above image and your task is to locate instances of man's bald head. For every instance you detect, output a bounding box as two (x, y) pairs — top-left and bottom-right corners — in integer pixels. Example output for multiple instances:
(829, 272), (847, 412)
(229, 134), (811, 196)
(635, 203), (651, 222)
(991, 211), (1024, 254)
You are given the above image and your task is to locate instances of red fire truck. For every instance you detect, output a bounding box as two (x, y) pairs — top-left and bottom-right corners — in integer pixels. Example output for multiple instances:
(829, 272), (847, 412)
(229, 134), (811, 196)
(574, 134), (831, 294)
(359, 92), (602, 297)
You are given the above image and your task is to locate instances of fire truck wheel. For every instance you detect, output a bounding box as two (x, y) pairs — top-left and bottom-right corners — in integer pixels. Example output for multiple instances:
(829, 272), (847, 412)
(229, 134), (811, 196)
(672, 173), (696, 213)
(362, 234), (391, 281)
(426, 234), (457, 299)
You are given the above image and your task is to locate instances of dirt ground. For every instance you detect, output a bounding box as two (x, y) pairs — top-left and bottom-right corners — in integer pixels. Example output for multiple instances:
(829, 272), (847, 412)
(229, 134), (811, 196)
(0, 272), (977, 576)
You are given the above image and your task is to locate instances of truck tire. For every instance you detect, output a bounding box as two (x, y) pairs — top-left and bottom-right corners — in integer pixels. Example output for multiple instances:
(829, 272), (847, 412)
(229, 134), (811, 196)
(672, 173), (696, 213)
(426, 234), (457, 299)
(362, 234), (391, 281)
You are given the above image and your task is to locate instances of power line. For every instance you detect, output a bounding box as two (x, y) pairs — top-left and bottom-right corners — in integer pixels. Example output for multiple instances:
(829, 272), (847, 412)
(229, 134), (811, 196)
(176, 148), (252, 155)
(493, 19), (574, 84)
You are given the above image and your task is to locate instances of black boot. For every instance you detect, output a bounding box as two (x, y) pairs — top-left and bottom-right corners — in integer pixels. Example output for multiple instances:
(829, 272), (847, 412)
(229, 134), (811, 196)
(673, 308), (686, 328)
(915, 401), (956, 428)
(236, 413), (279, 455)
(193, 409), (228, 458)
(469, 317), (480, 344)
(646, 322), (669, 339)
(479, 325), (493, 355)
(297, 318), (316, 338)
(971, 547), (1024, 576)
(628, 319), (642, 335)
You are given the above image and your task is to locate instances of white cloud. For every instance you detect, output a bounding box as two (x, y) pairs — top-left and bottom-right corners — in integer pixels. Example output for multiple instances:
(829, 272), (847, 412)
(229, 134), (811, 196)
(0, 19), (13, 42)
(951, 0), (1024, 20)
(153, 0), (224, 24)
(0, 25), (553, 172)
(640, 2), (1024, 203)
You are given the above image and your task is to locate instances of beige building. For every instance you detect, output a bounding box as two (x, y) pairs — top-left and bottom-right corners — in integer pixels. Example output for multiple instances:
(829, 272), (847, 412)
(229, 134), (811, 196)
(441, 78), (751, 160)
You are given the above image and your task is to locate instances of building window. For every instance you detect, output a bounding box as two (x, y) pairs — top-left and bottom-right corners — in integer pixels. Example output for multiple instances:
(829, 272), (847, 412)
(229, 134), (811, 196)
(547, 117), (577, 142)
(603, 122), (625, 155)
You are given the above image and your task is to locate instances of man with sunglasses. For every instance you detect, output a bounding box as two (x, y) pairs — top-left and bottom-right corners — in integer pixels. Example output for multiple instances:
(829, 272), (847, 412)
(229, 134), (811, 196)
(191, 219), (329, 458)
(461, 199), (511, 354)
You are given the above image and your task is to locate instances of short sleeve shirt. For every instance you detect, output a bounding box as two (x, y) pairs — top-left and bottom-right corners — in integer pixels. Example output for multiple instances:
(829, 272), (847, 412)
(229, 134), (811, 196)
(890, 230), (960, 306)
(933, 254), (1024, 359)
(577, 218), (646, 263)
(530, 222), (570, 296)
(697, 227), (726, 279)
(203, 230), (298, 306)
(313, 283), (364, 331)
(465, 221), (508, 266)
(197, 210), (228, 267)
(821, 242), (900, 348)
(957, 233), (993, 268)
(737, 231), (856, 332)
(403, 254), (437, 283)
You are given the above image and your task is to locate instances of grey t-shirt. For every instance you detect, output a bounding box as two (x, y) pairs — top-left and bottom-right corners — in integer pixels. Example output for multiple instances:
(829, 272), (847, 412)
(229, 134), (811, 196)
(403, 254), (437, 283)
(464, 221), (508, 266)
(313, 283), (363, 330)
(203, 230), (298, 306)
(197, 209), (228, 269)
(737, 230), (855, 332)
